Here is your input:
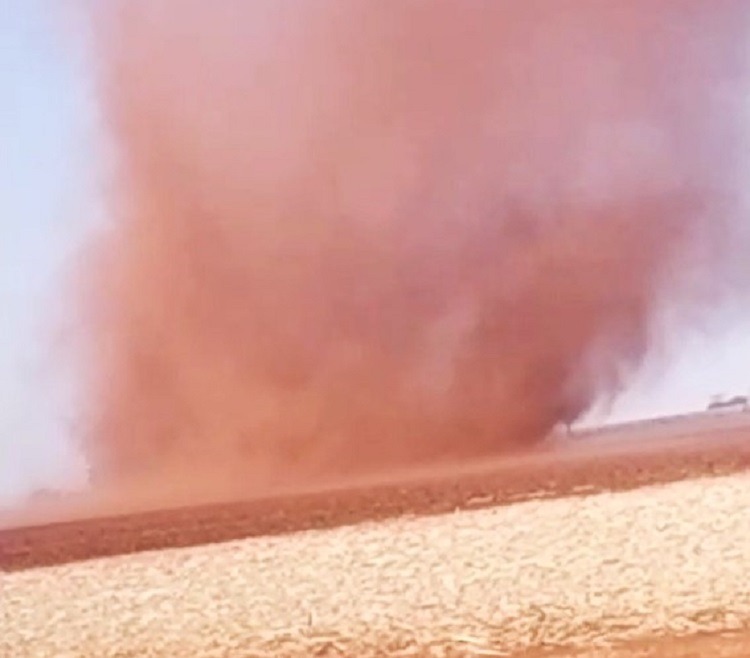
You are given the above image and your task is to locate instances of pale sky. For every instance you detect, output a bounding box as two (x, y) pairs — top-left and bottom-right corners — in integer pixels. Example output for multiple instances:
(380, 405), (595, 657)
(1, 1), (749, 504)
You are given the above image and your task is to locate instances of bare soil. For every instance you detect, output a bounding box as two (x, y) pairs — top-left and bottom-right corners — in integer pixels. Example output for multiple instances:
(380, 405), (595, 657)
(3, 430), (750, 572)
(3, 431), (750, 656)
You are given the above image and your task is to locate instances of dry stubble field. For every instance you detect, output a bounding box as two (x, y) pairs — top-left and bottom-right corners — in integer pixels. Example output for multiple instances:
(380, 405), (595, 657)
(3, 425), (750, 657)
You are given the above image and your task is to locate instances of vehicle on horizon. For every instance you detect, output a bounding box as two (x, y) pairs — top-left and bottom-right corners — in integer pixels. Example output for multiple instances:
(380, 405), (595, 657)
(707, 394), (749, 413)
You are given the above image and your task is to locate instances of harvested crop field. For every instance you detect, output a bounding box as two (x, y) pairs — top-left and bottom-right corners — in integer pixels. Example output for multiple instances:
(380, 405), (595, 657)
(3, 425), (750, 657)
(3, 425), (750, 571)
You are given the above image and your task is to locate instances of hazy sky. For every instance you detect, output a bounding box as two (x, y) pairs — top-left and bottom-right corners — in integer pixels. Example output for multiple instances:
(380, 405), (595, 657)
(1, 1), (749, 504)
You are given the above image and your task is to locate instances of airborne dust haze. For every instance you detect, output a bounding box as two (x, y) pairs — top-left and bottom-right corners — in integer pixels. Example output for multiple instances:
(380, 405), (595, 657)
(74, 1), (749, 500)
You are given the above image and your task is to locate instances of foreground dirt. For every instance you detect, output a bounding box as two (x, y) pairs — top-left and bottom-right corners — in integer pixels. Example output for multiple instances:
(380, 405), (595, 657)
(3, 431), (750, 656)
(3, 470), (750, 657)
(3, 430), (750, 572)
(517, 631), (750, 657)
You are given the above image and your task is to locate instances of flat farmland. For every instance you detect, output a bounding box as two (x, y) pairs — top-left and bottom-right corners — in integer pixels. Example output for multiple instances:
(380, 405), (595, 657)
(3, 412), (750, 657)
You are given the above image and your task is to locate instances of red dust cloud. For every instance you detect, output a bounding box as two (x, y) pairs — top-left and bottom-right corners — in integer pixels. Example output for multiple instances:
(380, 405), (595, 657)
(74, 1), (749, 499)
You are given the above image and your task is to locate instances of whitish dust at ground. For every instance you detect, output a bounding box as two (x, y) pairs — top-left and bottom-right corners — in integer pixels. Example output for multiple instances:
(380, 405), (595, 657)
(65, 1), (750, 505)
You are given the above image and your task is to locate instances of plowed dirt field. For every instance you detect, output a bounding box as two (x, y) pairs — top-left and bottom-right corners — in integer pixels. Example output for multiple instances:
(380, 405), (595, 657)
(3, 425), (750, 657)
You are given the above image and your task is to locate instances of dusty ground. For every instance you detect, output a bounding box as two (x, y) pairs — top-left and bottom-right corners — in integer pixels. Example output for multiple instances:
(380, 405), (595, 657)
(3, 428), (750, 572)
(510, 633), (750, 657)
(2, 429), (750, 656)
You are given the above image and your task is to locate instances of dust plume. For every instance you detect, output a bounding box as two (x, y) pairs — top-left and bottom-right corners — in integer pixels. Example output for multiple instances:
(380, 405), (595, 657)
(75, 1), (748, 495)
